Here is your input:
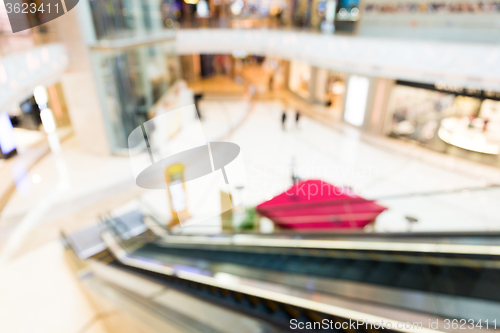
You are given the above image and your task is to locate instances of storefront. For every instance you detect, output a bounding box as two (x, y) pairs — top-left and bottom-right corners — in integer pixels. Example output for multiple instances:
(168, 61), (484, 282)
(334, 0), (361, 32)
(288, 64), (350, 121)
(3, 82), (71, 153)
(291, 0), (360, 32)
(385, 81), (500, 165)
(288, 60), (312, 99)
(312, 68), (346, 108)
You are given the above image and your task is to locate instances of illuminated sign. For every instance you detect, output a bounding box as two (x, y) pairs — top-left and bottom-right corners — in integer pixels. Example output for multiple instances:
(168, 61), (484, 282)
(0, 112), (17, 156)
(397, 80), (500, 101)
(344, 75), (370, 127)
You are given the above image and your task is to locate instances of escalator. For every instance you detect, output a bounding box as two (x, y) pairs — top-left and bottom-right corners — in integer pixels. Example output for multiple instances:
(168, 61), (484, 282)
(132, 236), (500, 321)
(65, 209), (500, 333)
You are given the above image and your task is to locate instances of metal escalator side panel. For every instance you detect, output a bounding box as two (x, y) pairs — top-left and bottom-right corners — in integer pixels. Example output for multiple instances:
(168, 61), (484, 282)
(101, 231), (445, 333)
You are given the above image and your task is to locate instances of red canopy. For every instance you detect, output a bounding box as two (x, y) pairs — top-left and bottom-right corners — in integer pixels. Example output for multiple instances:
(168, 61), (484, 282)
(256, 180), (387, 230)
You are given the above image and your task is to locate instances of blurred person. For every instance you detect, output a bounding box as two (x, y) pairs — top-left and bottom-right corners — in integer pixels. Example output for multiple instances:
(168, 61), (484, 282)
(291, 156), (300, 184)
(483, 118), (490, 132)
(295, 110), (301, 128)
(281, 110), (287, 130)
(194, 93), (204, 120)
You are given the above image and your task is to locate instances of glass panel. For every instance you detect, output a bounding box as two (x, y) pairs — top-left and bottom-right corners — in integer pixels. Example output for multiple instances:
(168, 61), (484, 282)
(92, 42), (180, 152)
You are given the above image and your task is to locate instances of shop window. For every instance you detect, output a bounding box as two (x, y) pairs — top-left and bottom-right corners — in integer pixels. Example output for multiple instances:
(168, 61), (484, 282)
(387, 84), (500, 163)
(289, 60), (311, 99)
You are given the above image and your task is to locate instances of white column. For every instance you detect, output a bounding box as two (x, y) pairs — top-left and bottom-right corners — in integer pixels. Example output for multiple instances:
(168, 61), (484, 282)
(53, 6), (111, 155)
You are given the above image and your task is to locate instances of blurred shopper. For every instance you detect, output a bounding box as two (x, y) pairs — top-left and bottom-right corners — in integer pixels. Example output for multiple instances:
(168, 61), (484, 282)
(281, 110), (287, 130)
(295, 110), (301, 128)
(194, 93), (204, 120)
(291, 156), (300, 184)
(483, 118), (490, 131)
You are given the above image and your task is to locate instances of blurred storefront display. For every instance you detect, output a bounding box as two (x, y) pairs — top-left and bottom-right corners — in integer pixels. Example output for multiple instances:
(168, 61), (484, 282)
(288, 64), (348, 118)
(86, 0), (364, 34)
(15, 96), (42, 131)
(310, 68), (346, 108)
(288, 60), (312, 99)
(88, 0), (178, 40)
(322, 72), (345, 109)
(365, 1), (500, 14)
(361, 0), (500, 42)
(385, 81), (500, 164)
(292, 0), (359, 31)
(334, 0), (361, 32)
(2, 82), (71, 153)
(438, 116), (500, 155)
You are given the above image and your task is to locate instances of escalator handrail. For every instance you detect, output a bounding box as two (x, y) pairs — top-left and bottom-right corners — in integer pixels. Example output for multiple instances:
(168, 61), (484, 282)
(101, 230), (444, 333)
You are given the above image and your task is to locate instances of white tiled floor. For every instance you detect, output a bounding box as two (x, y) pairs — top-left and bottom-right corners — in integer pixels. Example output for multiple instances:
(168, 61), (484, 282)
(3, 96), (499, 253)
(225, 100), (500, 232)
(0, 241), (108, 333)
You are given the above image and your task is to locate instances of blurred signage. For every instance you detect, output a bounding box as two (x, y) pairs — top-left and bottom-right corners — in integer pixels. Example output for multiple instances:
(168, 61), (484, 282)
(344, 75), (370, 126)
(337, 0), (360, 21)
(0, 112), (17, 158)
(164, 163), (188, 227)
(397, 80), (500, 101)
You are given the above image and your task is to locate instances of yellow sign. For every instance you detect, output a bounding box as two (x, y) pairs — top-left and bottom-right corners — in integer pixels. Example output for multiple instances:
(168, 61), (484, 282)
(164, 164), (189, 227)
